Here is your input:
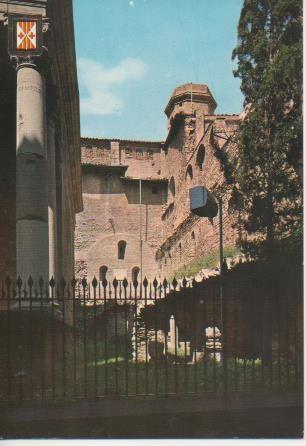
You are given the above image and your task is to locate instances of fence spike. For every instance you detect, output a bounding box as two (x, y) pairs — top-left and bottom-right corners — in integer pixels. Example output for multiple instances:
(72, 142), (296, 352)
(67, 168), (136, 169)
(153, 277), (158, 288)
(182, 277), (187, 288)
(92, 276), (98, 288)
(38, 276), (44, 289)
(122, 278), (128, 288)
(133, 279), (138, 288)
(16, 276), (23, 289)
(81, 277), (87, 288)
(49, 276), (55, 288)
(102, 278), (108, 288)
(172, 277), (178, 290)
(163, 278), (168, 288)
(71, 277), (77, 288)
(143, 277), (148, 288)
(28, 276), (34, 288)
(113, 277), (118, 288)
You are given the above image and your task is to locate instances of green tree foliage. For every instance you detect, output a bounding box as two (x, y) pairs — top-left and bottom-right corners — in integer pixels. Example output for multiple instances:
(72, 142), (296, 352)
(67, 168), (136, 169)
(230, 0), (302, 257)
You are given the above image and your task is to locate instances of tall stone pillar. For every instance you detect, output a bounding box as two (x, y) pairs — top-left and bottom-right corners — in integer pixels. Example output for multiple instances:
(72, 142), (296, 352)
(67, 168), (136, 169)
(169, 314), (178, 351)
(16, 62), (49, 283)
(47, 117), (57, 281)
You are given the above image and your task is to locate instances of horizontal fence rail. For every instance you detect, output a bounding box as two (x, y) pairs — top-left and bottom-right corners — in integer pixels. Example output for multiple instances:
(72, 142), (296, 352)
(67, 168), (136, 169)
(0, 274), (303, 402)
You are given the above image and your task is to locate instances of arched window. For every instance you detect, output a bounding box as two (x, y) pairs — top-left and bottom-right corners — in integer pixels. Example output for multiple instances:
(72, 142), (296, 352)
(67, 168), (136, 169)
(99, 265), (108, 282)
(196, 145), (205, 171)
(132, 266), (140, 283)
(186, 164), (193, 180)
(169, 176), (175, 200)
(118, 240), (127, 259)
(191, 231), (195, 240)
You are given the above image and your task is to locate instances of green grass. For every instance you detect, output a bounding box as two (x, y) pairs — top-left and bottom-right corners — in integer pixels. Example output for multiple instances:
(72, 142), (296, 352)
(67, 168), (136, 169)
(174, 246), (241, 279)
(2, 341), (301, 401)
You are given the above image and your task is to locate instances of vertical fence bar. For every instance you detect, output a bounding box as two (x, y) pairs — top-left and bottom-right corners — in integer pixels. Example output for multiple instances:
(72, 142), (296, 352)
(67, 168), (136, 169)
(192, 284), (197, 394)
(49, 278), (55, 399)
(92, 278), (98, 397)
(28, 278), (33, 400)
(163, 279), (168, 396)
(172, 279), (178, 395)
(212, 284), (217, 393)
(286, 289), (290, 390)
(269, 296), (273, 390)
(134, 279), (138, 395)
(103, 279), (108, 396)
(39, 278), (45, 400)
(17, 277), (23, 401)
(113, 278), (119, 395)
(82, 278), (87, 397)
(5, 279), (11, 401)
(203, 291), (207, 393)
(223, 286), (227, 394)
(123, 278), (129, 396)
(153, 278), (158, 395)
(14, 278), (21, 400)
(182, 278), (188, 394)
(71, 279), (77, 398)
(294, 290), (298, 388)
(28, 278), (34, 400)
(143, 278), (149, 396)
(261, 296), (265, 390)
(61, 279), (66, 398)
(234, 292), (238, 392)
(277, 292), (281, 390)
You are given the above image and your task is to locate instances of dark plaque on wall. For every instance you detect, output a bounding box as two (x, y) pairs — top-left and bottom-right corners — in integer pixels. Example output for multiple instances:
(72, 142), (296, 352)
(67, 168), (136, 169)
(8, 15), (43, 57)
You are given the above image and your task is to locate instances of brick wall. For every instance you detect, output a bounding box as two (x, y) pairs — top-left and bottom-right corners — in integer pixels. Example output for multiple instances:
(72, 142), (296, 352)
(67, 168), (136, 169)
(75, 142), (167, 281)
(157, 113), (240, 278)
(76, 85), (241, 282)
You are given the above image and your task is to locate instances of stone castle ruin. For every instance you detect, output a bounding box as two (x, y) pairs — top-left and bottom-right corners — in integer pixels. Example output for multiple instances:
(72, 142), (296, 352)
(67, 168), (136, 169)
(75, 83), (241, 282)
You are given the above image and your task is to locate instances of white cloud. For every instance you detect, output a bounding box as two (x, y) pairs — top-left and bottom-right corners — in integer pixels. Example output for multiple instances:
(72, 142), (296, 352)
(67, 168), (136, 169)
(77, 57), (148, 115)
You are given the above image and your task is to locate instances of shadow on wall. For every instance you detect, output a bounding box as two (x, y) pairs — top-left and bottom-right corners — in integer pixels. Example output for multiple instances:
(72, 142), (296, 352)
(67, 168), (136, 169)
(124, 181), (167, 206)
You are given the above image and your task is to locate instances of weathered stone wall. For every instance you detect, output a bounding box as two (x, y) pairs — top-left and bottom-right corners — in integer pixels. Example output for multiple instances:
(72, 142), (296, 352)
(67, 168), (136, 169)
(75, 140), (167, 281)
(158, 113), (240, 278)
(76, 84), (241, 282)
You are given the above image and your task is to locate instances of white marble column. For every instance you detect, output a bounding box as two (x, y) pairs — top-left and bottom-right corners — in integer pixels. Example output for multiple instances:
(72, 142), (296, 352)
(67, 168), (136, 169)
(16, 63), (49, 283)
(47, 117), (57, 281)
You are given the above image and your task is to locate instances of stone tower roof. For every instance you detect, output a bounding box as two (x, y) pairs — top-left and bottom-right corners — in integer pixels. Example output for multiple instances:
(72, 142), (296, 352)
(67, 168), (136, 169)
(164, 83), (217, 118)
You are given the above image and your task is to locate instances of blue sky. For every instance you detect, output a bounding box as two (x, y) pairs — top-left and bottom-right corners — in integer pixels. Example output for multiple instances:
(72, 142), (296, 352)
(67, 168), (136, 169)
(73, 0), (244, 141)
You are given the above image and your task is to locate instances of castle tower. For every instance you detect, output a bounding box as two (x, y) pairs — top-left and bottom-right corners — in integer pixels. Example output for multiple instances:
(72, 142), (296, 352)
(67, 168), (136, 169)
(164, 83), (217, 156)
(164, 83), (217, 123)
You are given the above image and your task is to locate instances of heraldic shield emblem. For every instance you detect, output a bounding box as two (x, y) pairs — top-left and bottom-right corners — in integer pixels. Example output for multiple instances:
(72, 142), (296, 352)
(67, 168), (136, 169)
(8, 15), (43, 57)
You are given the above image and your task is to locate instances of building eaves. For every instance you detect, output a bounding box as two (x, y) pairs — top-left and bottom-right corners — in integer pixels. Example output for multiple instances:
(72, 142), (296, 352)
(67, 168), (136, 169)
(205, 114), (240, 119)
(120, 176), (168, 183)
(81, 136), (164, 146)
(82, 164), (128, 173)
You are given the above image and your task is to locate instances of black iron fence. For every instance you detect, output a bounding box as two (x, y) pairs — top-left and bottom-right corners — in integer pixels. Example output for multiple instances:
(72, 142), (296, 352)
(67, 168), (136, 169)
(0, 273), (303, 402)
